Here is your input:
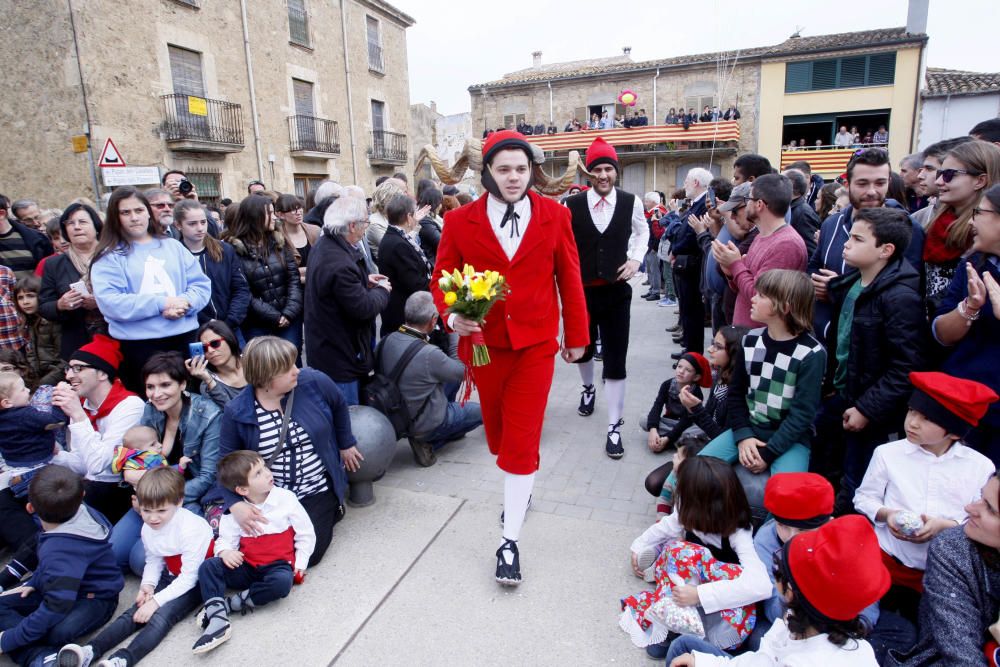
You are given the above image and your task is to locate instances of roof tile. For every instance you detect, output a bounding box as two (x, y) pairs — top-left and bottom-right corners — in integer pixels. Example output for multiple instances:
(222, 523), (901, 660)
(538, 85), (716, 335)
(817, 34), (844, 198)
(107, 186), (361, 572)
(924, 67), (1000, 97)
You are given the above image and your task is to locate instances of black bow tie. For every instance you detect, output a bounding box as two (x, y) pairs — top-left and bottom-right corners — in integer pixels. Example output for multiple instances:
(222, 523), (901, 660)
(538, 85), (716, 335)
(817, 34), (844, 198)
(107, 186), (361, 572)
(499, 202), (520, 238)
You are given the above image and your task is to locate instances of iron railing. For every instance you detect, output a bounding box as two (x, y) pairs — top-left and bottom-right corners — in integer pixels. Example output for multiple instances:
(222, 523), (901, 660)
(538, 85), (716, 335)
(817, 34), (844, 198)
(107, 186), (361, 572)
(288, 114), (339, 154)
(368, 130), (407, 163)
(161, 94), (244, 146)
(367, 42), (384, 73)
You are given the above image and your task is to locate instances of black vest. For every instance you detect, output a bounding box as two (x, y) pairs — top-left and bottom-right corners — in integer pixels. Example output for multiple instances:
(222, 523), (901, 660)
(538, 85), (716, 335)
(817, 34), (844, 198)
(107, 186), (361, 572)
(684, 530), (739, 564)
(565, 188), (634, 284)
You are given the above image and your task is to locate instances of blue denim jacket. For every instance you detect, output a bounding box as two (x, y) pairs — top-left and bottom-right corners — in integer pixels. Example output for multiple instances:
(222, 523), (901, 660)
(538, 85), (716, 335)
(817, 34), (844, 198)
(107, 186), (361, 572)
(140, 393), (222, 505)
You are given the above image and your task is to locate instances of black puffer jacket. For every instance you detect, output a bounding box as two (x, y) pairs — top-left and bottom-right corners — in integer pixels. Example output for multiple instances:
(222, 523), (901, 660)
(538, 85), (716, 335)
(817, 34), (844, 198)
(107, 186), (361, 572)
(825, 257), (927, 428)
(230, 233), (303, 328)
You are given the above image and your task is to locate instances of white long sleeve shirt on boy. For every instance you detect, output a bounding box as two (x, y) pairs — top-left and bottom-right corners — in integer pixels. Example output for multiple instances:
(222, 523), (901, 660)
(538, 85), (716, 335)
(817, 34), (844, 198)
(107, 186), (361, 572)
(631, 510), (771, 614)
(692, 617), (878, 666)
(215, 486), (316, 572)
(854, 438), (995, 569)
(141, 506), (213, 606)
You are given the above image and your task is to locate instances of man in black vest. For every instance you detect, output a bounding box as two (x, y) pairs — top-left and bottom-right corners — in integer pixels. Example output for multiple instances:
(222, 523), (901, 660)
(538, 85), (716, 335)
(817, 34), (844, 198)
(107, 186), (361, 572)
(564, 137), (648, 459)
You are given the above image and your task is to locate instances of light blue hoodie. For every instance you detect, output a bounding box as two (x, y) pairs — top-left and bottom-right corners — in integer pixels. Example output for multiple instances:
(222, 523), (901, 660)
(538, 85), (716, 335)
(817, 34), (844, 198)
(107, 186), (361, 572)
(92, 237), (211, 340)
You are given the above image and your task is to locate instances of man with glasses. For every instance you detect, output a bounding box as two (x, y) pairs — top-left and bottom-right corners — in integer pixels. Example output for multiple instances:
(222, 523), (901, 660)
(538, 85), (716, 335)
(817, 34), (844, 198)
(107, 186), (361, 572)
(808, 148), (926, 336)
(0, 193), (53, 281)
(10, 200), (43, 231)
(144, 188), (180, 241)
(712, 174), (807, 327)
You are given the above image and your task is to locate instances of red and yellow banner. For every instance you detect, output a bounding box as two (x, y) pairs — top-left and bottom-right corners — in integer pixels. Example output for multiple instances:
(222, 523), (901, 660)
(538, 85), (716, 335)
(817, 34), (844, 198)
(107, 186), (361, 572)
(780, 148), (854, 177)
(524, 120), (740, 152)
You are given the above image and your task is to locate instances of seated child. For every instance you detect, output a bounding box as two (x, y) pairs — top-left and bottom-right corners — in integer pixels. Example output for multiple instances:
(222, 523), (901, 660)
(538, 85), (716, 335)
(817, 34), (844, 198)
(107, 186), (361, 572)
(666, 515), (889, 666)
(112, 426), (190, 476)
(645, 352), (709, 453)
(0, 465), (123, 666)
(621, 457), (771, 660)
(854, 371), (998, 594)
(192, 451), (315, 654)
(0, 371), (65, 494)
(58, 467), (213, 667)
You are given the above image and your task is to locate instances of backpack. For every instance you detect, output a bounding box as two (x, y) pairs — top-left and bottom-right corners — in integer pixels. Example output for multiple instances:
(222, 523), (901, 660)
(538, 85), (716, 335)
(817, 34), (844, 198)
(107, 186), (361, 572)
(363, 337), (432, 440)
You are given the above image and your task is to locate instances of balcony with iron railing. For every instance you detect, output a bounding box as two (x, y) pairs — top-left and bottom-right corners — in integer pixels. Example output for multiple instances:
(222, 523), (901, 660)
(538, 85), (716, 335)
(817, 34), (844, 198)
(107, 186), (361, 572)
(161, 94), (244, 153)
(288, 115), (340, 157)
(367, 42), (385, 73)
(525, 120), (741, 159)
(368, 130), (407, 164)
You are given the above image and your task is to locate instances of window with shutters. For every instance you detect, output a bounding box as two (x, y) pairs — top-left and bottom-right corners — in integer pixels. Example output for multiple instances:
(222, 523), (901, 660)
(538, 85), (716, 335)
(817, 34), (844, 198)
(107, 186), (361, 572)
(366, 16), (384, 73)
(291, 79), (317, 149)
(168, 45), (205, 97)
(503, 113), (526, 129)
(185, 169), (221, 204)
(288, 0), (310, 47)
(784, 52), (896, 92)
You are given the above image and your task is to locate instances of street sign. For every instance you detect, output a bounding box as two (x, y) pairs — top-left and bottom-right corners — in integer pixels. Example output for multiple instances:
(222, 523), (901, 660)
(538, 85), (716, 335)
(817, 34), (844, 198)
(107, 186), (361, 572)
(98, 138), (126, 168)
(101, 166), (160, 187)
(71, 135), (88, 153)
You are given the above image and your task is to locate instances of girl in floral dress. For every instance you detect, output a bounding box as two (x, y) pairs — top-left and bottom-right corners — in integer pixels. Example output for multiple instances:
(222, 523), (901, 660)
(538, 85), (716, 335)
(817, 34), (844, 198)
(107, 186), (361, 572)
(621, 456), (772, 657)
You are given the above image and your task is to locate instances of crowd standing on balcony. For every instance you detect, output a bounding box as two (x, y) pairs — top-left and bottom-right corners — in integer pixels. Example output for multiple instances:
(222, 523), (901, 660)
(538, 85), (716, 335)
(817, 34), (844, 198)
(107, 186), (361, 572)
(0, 112), (999, 667)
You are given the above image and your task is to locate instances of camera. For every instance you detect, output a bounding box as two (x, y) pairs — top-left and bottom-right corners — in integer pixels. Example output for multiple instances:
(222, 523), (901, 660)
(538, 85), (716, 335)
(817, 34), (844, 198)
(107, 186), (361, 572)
(178, 179), (194, 195)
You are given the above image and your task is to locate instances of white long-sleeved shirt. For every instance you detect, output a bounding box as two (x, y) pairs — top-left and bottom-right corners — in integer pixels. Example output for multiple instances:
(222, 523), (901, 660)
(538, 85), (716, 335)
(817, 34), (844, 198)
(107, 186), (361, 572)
(54, 394), (145, 482)
(486, 194), (532, 260)
(693, 617), (879, 667)
(216, 486), (316, 572)
(854, 438), (995, 569)
(631, 511), (772, 614)
(141, 507), (214, 606)
(585, 188), (649, 264)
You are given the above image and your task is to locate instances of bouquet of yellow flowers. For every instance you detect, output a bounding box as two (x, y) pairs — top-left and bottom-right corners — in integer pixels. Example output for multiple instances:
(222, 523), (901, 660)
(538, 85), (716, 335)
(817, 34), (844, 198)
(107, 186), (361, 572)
(438, 264), (510, 366)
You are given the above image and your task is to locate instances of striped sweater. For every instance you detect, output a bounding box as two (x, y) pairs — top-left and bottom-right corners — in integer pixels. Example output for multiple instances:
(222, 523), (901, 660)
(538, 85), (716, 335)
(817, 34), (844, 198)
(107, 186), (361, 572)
(727, 327), (826, 463)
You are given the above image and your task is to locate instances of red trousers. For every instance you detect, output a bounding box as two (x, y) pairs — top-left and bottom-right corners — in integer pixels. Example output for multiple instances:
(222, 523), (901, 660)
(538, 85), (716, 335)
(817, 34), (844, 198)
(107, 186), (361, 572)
(880, 549), (925, 593)
(472, 338), (559, 474)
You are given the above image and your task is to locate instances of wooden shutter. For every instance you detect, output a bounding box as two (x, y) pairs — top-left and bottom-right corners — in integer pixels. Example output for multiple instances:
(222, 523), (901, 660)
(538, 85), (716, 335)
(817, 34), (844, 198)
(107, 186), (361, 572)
(292, 79), (314, 116)
(839, 56), (866, 88)
(785, 62), (811, 93)
(288, 0), (309, 46)
(811, 60), (837, 90)
(867, 53), (896, 86)
(371, 100), (385, 132)
(168, 45), (205, 97)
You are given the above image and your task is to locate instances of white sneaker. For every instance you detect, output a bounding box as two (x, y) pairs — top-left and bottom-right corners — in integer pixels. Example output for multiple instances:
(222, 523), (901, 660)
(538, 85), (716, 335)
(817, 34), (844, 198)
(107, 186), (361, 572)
(96, 657), (128, 667)
(635, 546), (659, 583)
(57, 644), (94, 667)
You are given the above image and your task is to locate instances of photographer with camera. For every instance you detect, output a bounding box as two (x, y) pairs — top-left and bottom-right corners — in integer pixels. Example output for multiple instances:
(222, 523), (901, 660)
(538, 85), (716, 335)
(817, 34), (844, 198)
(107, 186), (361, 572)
(162, 170), (220, 238)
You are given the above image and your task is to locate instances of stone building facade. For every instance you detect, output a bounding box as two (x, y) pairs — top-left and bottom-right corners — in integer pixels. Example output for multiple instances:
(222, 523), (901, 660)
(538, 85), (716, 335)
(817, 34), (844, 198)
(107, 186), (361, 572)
(0, 0), (414, 208)
(409, 101), (476, 191)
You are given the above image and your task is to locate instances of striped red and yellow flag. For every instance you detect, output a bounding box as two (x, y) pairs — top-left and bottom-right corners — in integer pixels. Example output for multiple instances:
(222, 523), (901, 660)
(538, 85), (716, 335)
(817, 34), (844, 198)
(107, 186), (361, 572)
(523, 120), (740, 152)
(780, 149), (854, 178)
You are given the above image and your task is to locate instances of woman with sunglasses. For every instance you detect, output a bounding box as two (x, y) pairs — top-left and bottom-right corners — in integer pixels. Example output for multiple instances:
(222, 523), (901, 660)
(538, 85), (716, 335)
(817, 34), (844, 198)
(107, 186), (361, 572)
(185, 320), (247, 408)
(933, 182), (1000, 466)
(923, 141), (1000, 313)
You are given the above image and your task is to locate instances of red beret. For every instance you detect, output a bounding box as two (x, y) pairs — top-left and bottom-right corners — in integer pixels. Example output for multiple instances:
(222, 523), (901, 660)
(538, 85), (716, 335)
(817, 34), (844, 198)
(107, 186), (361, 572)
(680, 352), (712, 388)
(764, 473), (833, 529)
(908, 371), (999, 437)
(786, 515), (890, 621)
(482, 130), (534, 166)
(585, 136), (619, 171)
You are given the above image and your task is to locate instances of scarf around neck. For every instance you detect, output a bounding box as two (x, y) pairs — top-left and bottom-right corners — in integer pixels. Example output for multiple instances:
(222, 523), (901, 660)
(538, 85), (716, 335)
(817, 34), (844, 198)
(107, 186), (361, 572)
(84, 379), (136, 430)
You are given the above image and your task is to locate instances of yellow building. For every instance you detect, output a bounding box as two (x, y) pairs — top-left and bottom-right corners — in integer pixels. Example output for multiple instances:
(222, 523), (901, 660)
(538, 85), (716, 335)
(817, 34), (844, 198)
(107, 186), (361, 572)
(759, 28), (927, 179)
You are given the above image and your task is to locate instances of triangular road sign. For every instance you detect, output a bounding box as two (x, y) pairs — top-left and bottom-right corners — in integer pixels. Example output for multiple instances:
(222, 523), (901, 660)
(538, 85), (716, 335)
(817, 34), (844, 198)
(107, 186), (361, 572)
(98, 138), (126, 168)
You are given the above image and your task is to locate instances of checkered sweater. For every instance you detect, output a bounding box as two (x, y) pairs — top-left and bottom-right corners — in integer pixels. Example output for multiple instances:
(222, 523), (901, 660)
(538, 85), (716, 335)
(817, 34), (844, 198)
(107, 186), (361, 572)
(727, 328), (826, 464)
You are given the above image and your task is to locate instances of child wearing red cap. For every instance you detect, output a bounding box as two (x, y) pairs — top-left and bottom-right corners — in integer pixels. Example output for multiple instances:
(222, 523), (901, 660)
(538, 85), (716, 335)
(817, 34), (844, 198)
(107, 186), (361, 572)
(644, 352), (709, 453)
(621, 457), (771, 657)
(854, 371), (997, 594)
(668, 515), (889, 666)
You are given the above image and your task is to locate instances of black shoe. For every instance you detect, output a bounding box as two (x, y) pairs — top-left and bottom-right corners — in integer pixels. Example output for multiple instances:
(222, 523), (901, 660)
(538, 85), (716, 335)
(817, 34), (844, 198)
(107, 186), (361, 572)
(408, 437), (437, 467)
(495, 539), (522, 586)
(643, 293), (660, 301)
(606, 418), (625, 459)
(670, 351), (686, 360)
(671, 334), (683, 343)
(665, 323), (682, 333)
(593, 351), (603, 362)
(578, 384), (596, 416)
(499, 494), (532, 526)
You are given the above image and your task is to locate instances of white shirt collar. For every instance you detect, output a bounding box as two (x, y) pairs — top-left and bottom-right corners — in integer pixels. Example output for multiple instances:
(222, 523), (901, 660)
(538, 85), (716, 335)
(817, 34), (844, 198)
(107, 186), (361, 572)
(486, 193), (531, 221)
(587, 187), (617, 209)
(901, 439), (970, 461)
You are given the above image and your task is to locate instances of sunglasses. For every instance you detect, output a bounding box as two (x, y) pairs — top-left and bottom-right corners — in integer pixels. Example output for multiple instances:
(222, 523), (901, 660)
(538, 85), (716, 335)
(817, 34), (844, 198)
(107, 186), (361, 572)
(203, 339), (225, 350)
(938, 168), (982, 183)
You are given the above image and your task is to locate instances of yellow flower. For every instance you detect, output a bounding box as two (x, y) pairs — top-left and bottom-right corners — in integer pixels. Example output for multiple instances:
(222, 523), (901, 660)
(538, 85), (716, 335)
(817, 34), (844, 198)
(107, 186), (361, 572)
(470, 277), (491, 300)
(451, 269), (464, 287)
(463, 264), (475, 277)
(444, 291), (457, 305)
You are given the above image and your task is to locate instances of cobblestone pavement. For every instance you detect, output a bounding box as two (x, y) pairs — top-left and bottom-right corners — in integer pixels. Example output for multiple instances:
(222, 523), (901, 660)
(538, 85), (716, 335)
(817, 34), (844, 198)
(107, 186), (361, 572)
(378, 276), (686, 531)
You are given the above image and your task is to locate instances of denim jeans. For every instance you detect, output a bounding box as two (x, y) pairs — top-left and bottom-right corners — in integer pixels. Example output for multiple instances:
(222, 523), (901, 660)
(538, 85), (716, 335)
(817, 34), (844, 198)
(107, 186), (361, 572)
(0, 591), (118, 667)
(244, 319), (303, 366)
(665, 634), (728, 662)
(89, 574), (201, 665)
(644, 251), (662, 293)
(111, 509), (146, 576)
(334, 380), (359, 406)
(422, 401), (483, 450)
(199, 558), (294, 607)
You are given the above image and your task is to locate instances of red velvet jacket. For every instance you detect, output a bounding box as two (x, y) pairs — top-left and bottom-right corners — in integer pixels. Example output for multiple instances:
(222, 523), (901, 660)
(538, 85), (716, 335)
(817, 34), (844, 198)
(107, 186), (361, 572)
(431, 191), (589, 352)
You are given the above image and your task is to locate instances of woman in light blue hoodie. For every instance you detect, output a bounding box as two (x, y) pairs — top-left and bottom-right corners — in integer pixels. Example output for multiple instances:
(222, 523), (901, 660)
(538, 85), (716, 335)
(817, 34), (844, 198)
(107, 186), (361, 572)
(91, 187), (211, 393)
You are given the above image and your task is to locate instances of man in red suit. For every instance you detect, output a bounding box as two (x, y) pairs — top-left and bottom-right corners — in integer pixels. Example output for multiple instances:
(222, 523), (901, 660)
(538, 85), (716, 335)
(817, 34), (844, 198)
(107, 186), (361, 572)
(431, 130), (590, 586)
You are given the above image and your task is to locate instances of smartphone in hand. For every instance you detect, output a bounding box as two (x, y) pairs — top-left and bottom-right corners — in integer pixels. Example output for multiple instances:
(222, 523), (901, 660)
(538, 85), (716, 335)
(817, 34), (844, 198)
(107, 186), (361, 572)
(707, 187), (717, 209)
(188, 342), (205, 359)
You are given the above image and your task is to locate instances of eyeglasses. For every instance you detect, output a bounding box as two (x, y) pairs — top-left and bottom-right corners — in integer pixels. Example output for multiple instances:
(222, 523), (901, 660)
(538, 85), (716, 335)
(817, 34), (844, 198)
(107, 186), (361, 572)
(150, 202), (172, 209)
(973, 207), (997, 219)
(938, 168), (982, 183)
(204, 338), (225, 350)
(67, 363), (94, 374)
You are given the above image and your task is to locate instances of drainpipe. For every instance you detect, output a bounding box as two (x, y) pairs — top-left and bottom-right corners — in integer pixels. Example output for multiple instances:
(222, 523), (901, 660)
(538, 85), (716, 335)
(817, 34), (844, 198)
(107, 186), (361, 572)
(652, 67), (660, 190)
(341, 0), (360, 183)
(548, 81), (553, 123)
(939, 94), (950, 143)
(239, 0), (265, 182)
(66, 0), (101, 206)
